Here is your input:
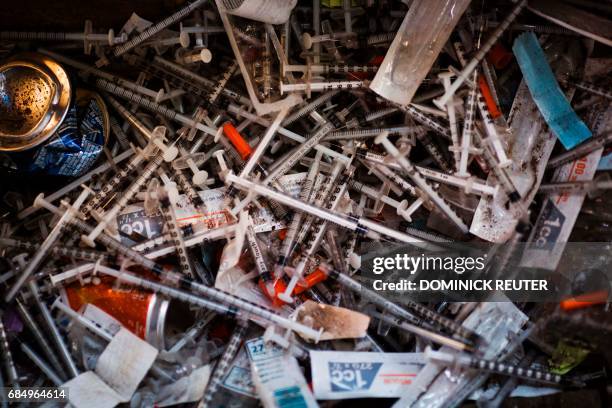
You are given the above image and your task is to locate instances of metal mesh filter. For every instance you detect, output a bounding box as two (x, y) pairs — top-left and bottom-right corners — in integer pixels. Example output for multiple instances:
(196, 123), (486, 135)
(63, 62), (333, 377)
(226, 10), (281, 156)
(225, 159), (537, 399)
(0, 66), (54, 135)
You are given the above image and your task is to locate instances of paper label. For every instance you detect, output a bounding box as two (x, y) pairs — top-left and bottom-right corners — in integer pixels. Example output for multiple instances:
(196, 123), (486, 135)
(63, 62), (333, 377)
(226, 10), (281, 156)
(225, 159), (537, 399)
(224, 0), (297, 24)
(174, 173), (307, 235)
(82, 303), (122, 336)
(95, 328), (158, 401)
(64, 371), (123, 408)
(521, 104), (612, 269)
(117, 205), (164, 245)
(245, 337), (318, 408)
(310, 351), (424, 399)
(63, 328), (158, 407)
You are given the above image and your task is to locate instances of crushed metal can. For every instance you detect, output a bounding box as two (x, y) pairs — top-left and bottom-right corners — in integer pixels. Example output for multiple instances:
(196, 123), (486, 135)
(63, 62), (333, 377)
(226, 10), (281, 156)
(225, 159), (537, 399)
(61, 275), (195, 350)
(0, 52), (107, 176)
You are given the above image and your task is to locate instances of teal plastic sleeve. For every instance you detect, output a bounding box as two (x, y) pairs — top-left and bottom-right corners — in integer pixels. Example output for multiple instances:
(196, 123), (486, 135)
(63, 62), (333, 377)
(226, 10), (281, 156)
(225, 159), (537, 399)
(513, 32), (591, 150)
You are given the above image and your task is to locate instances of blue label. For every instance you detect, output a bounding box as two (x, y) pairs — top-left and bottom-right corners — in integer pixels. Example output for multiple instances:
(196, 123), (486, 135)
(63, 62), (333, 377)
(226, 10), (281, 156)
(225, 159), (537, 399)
(529, 199), (566, 251)
(328, 362), (382, 392)
(273, 386), (308, 408)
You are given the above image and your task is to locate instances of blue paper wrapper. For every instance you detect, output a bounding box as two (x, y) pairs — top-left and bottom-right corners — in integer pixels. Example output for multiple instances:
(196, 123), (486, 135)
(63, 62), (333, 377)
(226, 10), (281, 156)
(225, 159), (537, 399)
(9, 96), (105, 176)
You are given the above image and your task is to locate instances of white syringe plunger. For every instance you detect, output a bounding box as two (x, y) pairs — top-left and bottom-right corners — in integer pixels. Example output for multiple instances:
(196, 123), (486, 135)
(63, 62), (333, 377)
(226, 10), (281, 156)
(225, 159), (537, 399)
(150, 127), (179, 162)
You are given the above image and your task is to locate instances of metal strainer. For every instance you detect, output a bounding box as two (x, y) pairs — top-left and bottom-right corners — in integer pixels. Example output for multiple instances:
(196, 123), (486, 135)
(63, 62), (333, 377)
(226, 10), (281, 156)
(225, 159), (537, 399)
(0, 52), (71, 152)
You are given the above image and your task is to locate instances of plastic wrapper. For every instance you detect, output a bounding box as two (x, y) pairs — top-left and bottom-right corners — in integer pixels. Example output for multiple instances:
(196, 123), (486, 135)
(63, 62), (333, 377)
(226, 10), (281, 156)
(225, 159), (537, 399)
(393, 300), (528, 407)
(215, 0), (302, 115)
(246, 337), (318, 408)
(369, 0), (470, 106)
(470, 39), (585, 242)
(222, 0), (297, 25)
(4, 90), (107, 176)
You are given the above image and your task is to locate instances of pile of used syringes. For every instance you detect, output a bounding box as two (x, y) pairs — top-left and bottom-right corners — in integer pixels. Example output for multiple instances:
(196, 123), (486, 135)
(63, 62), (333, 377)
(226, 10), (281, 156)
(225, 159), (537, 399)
(1, 0), (612, 406)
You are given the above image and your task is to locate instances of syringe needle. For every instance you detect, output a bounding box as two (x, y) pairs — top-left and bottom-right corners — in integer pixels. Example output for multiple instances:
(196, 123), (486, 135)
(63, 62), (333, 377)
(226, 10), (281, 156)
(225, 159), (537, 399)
(5, 189), (90, 303)
(375, 132), (469, 233)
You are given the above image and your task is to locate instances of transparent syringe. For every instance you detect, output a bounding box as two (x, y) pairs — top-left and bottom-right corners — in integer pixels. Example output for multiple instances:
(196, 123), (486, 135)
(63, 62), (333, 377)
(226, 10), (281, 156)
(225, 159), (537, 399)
(325, 126), (425, 141)
(27, 279), (80, 378)
(39, 49), (167, 102)
(15, 298), (67, 381)
(35, 195), (169, 275)
(262, 111), (337, 187)
(289, 160), (346, 262)
(457, 71), (480, 178)
(82, 128), (176, 247)
(282, 90), (338, 127)
(272, 152), (323, 288)
(416, 166), (499, 197)
(16, 148), (134, 220)
(400, 104), (452, 140)
(224, 171), (432, 246)
(280, 79), (366, 95)
(375, 132), (469, 233)
(125, 54), (244, 110)
(562, 77), (612, 101)
(471, 126), (521, 202)
(453, 41), (511, 168)
(51, 298), (175, 382)
(0, 316), (20, 389)
(279, 165), (351, 303)
(357, 148), (497, 196)
(92, 264), (323, 341)
(236, 98), (301, 179)
(3, 19), (126, 56)
(151, 55), (251, 106)
(0, 237), (111, 263)
(78, 143), (150, 218)
(349, 180), (420, 221)
(245, 217), (276, 297)
(200, 319), (249, 407)
(547, 131), (612, 168)
(157, 176), (196, 278)
(138, 223), (237, 261)
(98, 0), (207, 65)
(5, 188), (90, 303)
(95, 78), (219, 138)
(368, 310), (472, 352)
(435, 0), (528, 108)
(360, 157), (418, 196)
(171, 154), (208, 203)
(19, 341), (63, 386)
(538, 178), (612, 195)
(317, 264), (479, 347)
(207, 62), (238, 107)
(282, 63), (378, 75)
(415, 131), (454, 173)
(226, 103), (350, 163)
(424, 346), (582, 387)
(35, 199), (233, 273)
(438, 71), (461, 172)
